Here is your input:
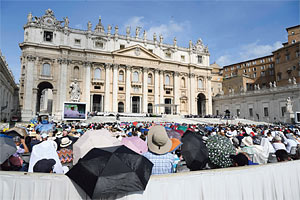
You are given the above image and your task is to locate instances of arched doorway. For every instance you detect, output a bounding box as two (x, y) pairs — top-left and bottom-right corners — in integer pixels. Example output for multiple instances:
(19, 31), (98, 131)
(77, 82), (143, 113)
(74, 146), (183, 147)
(197, 93), (206, 116)
(36, 82), (54, 115)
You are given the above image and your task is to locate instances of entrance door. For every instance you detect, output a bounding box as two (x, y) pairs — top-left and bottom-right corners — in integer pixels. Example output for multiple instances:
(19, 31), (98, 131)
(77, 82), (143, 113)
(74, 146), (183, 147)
(93, 95), (102, 112)
(132, 96), (140, 113)
(197, 93), (206, 116)
(165, 98), (172, 114)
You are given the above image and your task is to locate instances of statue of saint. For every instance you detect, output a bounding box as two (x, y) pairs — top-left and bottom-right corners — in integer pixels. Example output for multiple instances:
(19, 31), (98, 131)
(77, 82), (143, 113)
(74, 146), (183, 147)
(269, 82), (273, 88)
(135, 27), (140, 37)
(87, 21), (92, 31)
(286, 97), (293, 113)
(115, 25), (119, 35)
(153, 33), (157, 41)
(293, 77), (297, 85)
(189, 40), (193, 49)
(27, 12), (32, 23)
(126, 26), (130, 36)
(173, 37), (177, 46)
(70, 80), (81, 102)
(143, 30), (147, 40)
(288, 78), (292, 84)
(273, 81), (277, 88)
(64, 17), (69, 28)
(159, 34), (163, 43)
(257, 84), (260, 90)
(107, 25), (112, 34)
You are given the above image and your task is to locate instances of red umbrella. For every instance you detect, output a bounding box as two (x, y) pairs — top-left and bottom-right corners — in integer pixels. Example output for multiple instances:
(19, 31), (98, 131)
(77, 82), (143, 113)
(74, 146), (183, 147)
(132, 122), (138, 127)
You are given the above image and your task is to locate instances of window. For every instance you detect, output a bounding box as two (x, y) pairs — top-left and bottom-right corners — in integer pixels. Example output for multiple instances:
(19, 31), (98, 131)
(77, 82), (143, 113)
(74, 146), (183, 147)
(165, 75), (170, 85)
(249, 108), (253, 117)
(148, 49), (153, 53)
(281, 107), (286, 117)
(243, 69), (247, 73)
(165, 52), (171, 58)
(231, 66), (234, 70)
(277, 73), (282, 80)
(276, 58), (280, 64)
(148, 89), (152, 93)
(225, 68), (228, 72)
(198, 79), (203, 89)
(261, 59), (265, 63)
(237, 109), (240, 117)
(261, 65), (265, 70)
(181, 55), (185, 61)
(94, 86), (101, 90)
(269, 57), (273, 62)
(166, 90), (171, 94)
(264, 107), (269, 117)
(253, 67), (256, 72)
(44, 31), (53, 42)
(148, 73), (153, 84)
(74, 39), (81, 45)
(261, 71), (265, 76)
(247, 62), (251, 67)
(94, 68), (101, 79)
(119, 87), (124, 91)
(286, 54), (290, 61)
(95, 41), (104, 48)
(270, 70), (274, 75)
(132, 71), (139, 82)
(252, 61), (256, 65)
(248, 68), (251, 72)
(237, 65), (241, 69)
(133, 86), (139, 93)
(296, 51), (300, 58)
(42, 63), (51, 76)
(74, 66), (79, 79)
(181, 77), (186, 88)
(253, 72), (256, 78)
(197, 55), (203, 64)
(269, 64), (274, 69)
(147, 103), (153, 114)
(120, 44), (125, 49)
(291, 31), (295, 35)
(118, 102), (124, 113)
(293, 66), (296, 70)
(292, 40), (296, 44)
(119, 70), (124, 82)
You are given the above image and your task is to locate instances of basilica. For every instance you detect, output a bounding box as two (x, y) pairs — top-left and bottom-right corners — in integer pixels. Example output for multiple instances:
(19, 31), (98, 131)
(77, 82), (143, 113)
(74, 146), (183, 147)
(19, 9), (213, 121)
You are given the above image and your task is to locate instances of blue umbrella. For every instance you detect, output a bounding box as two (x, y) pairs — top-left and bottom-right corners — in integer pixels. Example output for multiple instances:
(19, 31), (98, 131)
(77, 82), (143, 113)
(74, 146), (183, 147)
(205, 126), (213, 132)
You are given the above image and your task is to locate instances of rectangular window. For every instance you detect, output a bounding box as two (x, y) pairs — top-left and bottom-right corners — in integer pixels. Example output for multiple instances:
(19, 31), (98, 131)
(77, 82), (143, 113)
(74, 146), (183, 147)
(181, 55), (185, 61)
(252, 61), (256, 65)
(277, 74), (282, 80)
(261, 59), (265, 63)
(276, 58), (280, 64)
(148, 49), (153, 53)
(296, 51), (300, 58)
(286, 54), (290, 61)
(270, 70), (274, 75)
(44, 31), (53, 42)
(253, 73), (256, 78)
(119, 87), (124, 91)
(281, 107), (286, 117)
(120, 44), (125, 49)
(253, 67), (256, 72)
(269, 64), (274, 69)
(243, 69), (247, 73)
(231, 66), (234, 70)
(249, 108), (253, 117)
(166, 90), (171, 94)
(237, 65), (241, 69)
(225, 68), (228, 72)
(264, 107), (269, 117)
(237, 109), (240, 117)
(261, 65), (265, 70)
(95, 41), (104, 48)
(94, 86), (101, 90)
(165, 52), (171, 58)
(197, 55), (203, 64)
(148, 89), (152, 93)
(261, 71), (265, 76)
(74, 39), (81, 45)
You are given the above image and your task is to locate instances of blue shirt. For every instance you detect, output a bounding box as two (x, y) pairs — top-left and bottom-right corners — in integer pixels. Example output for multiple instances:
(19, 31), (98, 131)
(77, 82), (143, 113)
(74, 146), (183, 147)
(143, 151), (175, 175)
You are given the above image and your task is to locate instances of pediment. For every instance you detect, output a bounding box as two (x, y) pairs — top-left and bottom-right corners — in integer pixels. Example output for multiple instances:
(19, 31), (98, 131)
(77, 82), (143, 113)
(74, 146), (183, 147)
(112, 45), (161, 60)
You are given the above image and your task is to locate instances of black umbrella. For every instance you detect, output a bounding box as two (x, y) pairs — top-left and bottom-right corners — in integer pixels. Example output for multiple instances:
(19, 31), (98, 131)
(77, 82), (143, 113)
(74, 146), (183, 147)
(181, 131), (209, 171)
(0, 134), (17, 164)
(66, 145), (153, 199)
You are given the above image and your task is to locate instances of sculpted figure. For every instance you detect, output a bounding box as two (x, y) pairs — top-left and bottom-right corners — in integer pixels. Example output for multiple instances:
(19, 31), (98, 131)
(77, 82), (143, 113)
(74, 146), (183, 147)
(153, 33), (157, 41)
(159, 34), (163, 43)
(64, 17), (69, 28)
(107, 25), (112, 34)
(70, 80), (81, 102)
(143, 30), (147, 40)
(27, 12), (32, 23)
(286, 97), (293, 113)
(115, 25), (119, 35)
(135, 27), (141, 38)
(87, 21), (92, 31)
(273, 81), (277, 88)
(126, 26), (130, 36)
(189, 40), (193, 49)
(269, 82), (273, 88)
(293, 77), (297, 85)
(173, 37), (177, 46)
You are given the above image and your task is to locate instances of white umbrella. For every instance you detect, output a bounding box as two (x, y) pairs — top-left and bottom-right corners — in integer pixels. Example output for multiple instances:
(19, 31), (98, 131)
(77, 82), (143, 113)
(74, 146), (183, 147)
(73, 129), (121, 165)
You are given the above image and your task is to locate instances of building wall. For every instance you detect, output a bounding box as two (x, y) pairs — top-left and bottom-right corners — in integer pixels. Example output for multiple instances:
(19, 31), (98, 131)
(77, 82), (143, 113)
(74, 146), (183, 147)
(0, 51), (19, 122)
(20, 9), (213, 121)
(213, 84), (300, 123)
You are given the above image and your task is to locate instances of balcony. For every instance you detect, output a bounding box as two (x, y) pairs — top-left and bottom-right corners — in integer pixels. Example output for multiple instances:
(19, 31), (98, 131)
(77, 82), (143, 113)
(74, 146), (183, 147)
(164, 84), (173, 90)
(92, 78), (104, 85)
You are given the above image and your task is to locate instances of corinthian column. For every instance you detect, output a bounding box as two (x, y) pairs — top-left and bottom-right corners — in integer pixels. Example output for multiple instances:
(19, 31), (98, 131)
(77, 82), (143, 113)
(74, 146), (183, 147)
(190, 73), (196, 115)
(142, 68), (148, 113)
(207, 76), (212, 115)
(112, 64), (119, 112)
(104, 63), (111, 112)
(159, 70), (164, 114)
(173, 72), (180, 114)
(125, 65), (131, 113)
(84, 62), (91, 112)
(154, 69), (159, 114)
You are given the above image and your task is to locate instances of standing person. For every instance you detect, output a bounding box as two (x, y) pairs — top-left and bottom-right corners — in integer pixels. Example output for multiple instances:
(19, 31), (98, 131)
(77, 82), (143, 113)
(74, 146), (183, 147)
(10, 136), (29, 171)
(143, 125), (175, 175)
(57, 137), (73, 171)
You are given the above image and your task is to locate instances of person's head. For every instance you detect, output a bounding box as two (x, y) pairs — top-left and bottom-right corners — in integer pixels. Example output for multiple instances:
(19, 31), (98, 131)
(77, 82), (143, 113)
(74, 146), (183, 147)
(33, 159), (56, 173)
(13, 136), (21, 146)
(230, 153), (249, 167)
(62, 130), (68, 137)
(60, 137), (73, 149)
(275, 150), (290, 162)
(41, 132), (48, 141)
(147, 125), (172, 155)
(273, 135), (282, 143)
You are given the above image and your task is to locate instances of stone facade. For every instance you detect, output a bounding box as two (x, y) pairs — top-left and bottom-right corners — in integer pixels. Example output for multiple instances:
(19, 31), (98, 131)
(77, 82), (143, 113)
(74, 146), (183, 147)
(213, 84), (300, 123)
(19, 9), (213, 121)
(0, 51), (19, 122)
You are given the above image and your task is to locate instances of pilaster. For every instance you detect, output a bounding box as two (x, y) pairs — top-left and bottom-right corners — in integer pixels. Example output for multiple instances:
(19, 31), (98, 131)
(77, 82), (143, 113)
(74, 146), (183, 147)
(125, 65), (132, 113)
(112, 64), (119, 112)
(104, 63), (111, 112)
(142, 68), (148, 113)
(84, 62), (91, 112)
(159, 70), (164, 114)
(154, 69), (160, 114)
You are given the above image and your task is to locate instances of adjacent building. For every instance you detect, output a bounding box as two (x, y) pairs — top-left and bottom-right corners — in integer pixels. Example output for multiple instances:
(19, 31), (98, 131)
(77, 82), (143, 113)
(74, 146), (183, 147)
(20, 9), (213, 121)
(0, 51), (19, 122)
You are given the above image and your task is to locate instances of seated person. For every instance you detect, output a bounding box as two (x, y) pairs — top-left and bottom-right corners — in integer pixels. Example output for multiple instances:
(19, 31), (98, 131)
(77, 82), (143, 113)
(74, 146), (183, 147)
(33, 159), (56, 173)
(272, 136), (287, 151)
(275, 149), (291, 162)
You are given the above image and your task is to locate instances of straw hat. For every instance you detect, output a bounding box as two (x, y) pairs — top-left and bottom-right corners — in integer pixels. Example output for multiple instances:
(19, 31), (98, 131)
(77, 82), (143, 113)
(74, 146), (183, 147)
(147, 125), (172, 154)
(60, 137), (73, 148)
(242, 136), (253, 147)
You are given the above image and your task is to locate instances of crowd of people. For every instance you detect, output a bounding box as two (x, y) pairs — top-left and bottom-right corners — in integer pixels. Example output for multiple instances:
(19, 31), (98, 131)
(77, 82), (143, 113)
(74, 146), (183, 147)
(1, 118), (300, 175)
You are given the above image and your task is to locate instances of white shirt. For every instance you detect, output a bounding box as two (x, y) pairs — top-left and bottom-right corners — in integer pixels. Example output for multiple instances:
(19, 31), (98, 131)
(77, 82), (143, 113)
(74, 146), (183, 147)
(272, 142), (287, 152)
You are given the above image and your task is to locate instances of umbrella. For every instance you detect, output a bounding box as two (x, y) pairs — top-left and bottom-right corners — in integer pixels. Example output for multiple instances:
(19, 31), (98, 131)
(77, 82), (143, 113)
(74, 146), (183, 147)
(6, 127), (28, 137)
(0, 134), (16, 164)
(206, 134), (236, 168)
(175, 129), (184, 136)
(205, 126), (214, 132)
(121, 136), (148, 154)
(167, 130), (182, 140)
(67, 145), (153, 199)
(136, 123), (144, 127)
(177, 126), (188, 132)
(132, 122), (138, 126)
(169, 138), (182, 153)
(181, 132), (209, 171)
(73, 129), (121, 165)
(36, 123), (54, 132)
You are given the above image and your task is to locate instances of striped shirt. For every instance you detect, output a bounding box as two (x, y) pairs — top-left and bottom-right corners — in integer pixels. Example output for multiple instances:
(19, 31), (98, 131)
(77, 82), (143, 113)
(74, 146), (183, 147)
(143, 151), (175, 175)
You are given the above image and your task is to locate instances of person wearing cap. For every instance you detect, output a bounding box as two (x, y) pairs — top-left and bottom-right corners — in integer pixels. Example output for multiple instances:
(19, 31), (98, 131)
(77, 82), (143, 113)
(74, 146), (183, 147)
(143, 125), (175, 175)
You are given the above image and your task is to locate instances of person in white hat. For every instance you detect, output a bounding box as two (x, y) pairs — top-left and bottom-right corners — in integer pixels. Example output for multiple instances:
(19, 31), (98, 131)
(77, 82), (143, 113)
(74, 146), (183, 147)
(143, 125), (175, 175)
(57, 137), (73, 169)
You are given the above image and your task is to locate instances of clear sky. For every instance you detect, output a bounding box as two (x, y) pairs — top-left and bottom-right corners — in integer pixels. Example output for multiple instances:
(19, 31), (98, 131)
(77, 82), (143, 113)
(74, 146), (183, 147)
(0, 0), (299, 83)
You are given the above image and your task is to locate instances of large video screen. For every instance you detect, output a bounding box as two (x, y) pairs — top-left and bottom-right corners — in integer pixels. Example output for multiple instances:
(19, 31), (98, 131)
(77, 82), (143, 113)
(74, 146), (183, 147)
(63, 102), (87, 120)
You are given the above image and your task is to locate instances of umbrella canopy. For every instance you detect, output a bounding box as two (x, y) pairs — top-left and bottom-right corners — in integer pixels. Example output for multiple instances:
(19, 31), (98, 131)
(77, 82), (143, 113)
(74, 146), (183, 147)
(167, 130), (182, 141)
(205, 126), (214, 132)
(169, 138), (182, 153)
(67, 145), (153, 199)
(6, 127), (28, 137)
(121, 136), (148, 154)
(73, 129), (121, 165)
(175, 129), (184, 136)
(35, 123), (54, 132)
(177, 126), (188, 132)
(206, 134), (236, 168)
(0, 134), (16, 164)
(132, 122), (138, 126)
(181, 132), (209, 171)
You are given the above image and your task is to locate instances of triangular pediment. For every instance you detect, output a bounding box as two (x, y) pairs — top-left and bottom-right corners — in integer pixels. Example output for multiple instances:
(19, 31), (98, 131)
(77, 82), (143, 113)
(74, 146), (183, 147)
(112, 44), (161, 60)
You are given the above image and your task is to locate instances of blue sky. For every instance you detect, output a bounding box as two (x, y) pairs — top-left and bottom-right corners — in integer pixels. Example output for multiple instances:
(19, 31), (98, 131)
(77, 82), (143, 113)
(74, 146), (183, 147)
(0, 0), (299, 83)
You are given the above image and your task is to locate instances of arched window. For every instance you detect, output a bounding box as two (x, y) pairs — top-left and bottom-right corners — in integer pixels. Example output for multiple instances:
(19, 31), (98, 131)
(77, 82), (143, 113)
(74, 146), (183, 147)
(118, 102), (124, 113)
(181, 77), (186, 88)
(165, 75), (170, 85)
(148, 103), (153, 114)
(42, 63), (51, 76)
(148, 73), (153, 84)
(133, 71), (139, 82)
(119, 70), (124, 82)
(198, 79), (203, 89)
(94, 68), (101, 79)
(74, 66), (79, 79)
